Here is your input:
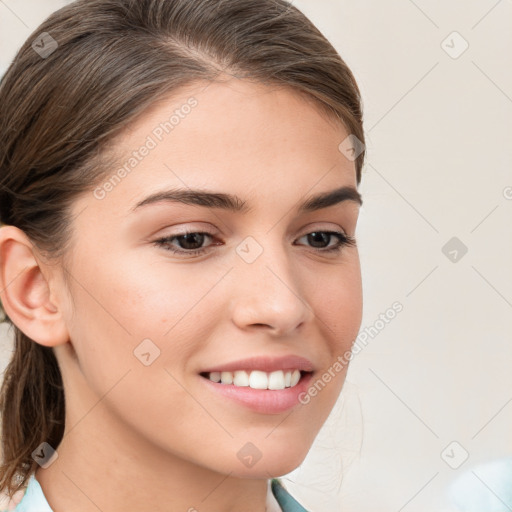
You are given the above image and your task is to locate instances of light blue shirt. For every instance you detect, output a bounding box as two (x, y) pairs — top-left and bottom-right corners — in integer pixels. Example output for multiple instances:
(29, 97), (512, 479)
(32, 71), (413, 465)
(445, 457), (512, 511)
(6, 474), (310, 512)
(8, 474), (52, 512)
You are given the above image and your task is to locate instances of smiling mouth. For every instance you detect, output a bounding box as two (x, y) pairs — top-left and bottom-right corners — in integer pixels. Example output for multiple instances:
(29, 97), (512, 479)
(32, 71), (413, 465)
(199, 369), (312, 390)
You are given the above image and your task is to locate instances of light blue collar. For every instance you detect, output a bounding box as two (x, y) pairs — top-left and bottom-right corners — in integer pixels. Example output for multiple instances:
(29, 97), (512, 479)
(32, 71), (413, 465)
(271, 479), (310, 511)
(13, 474), (52, 511)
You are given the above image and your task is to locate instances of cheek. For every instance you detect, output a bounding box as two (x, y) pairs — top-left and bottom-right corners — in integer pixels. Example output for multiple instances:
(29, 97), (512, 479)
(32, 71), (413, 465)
(312, 258), (363, 349)
(113, 261), (223, 347)
(76, 255), (222, 377)
(61, 260), (211, 441)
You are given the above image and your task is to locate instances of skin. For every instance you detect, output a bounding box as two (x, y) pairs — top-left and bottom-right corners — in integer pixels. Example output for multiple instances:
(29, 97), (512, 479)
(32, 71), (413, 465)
(0, 76), (363, 512)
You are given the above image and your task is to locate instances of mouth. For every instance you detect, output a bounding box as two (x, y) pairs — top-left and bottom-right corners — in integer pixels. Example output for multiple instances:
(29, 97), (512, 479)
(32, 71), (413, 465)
(199, 369), (313, 390)
(198, 369), (315, 414)
(197, 354), (316, 413)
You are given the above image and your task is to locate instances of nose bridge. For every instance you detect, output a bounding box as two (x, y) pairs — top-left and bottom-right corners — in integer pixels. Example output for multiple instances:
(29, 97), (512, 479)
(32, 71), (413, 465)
(230, 231), (312, 333)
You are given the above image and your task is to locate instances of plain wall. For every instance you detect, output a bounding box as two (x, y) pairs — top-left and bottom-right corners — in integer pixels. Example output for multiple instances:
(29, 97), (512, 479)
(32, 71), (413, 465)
(1, 1), (511, 510)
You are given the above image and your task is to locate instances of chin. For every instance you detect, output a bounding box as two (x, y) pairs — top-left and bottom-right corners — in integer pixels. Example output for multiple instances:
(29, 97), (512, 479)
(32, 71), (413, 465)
(265, 456), (308, 478)
(229, 445), (311, 479)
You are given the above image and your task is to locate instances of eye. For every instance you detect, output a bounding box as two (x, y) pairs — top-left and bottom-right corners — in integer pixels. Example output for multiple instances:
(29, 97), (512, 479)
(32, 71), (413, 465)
(153, 231), (216, 256)
(152, 229), (356, 257)
(295, 231), (356, 254)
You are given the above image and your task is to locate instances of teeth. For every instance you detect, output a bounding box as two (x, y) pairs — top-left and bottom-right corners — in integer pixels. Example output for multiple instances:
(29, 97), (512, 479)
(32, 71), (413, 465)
(206, 369), (304, 390)
(290, 369), (301, 387)
(268, 370), (284, 390)
(209, 371), (221, 383)
(233, 370), (249, 386)
(220, 371), (233, 384)
(249, 370), (267, 389)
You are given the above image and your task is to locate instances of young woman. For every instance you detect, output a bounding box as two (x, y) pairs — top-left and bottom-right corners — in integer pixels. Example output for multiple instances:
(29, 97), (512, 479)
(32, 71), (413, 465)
(0, 0), (366, 510)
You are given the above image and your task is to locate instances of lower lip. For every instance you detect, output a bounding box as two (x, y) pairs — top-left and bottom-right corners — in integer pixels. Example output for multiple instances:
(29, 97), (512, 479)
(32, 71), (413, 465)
(198, 372), (314, 414)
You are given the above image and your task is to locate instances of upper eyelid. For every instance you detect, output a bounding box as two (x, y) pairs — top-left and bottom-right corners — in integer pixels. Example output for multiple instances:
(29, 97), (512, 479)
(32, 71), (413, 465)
(156, 226), (350, 245)
(159, 219), (350, 236)
(157, 226), (349, 242)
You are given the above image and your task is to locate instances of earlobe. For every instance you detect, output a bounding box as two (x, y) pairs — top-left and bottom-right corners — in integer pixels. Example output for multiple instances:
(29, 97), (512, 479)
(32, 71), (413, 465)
(0, 225), (69, 347)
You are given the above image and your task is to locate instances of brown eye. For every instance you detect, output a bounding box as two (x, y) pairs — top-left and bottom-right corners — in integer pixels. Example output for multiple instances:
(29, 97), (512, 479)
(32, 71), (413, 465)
(296, 231), (356, 253)
(153, 231), (216, 256)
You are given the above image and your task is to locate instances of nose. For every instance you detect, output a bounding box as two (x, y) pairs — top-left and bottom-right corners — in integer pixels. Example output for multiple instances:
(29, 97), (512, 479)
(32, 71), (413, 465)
(229, 239), (313, 336)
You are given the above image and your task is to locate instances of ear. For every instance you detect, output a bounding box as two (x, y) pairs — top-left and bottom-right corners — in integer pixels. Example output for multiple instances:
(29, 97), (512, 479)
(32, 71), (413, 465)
(0, 225), (69, 347)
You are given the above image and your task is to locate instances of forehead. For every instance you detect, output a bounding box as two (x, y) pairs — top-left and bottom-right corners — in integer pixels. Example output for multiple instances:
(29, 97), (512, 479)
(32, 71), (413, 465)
(76, 77), (357, 221)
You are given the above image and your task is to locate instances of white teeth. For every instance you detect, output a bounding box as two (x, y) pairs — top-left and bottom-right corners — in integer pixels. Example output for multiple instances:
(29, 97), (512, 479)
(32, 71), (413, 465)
(206, 369), (305, 390)
(220, 371), (233, 384)
(249, 370), (268, 389)
(268, 370), (284, 390)
(290, 369), (301, 387)
(233, 370), (249, 386)
(209, 371), (221, 383)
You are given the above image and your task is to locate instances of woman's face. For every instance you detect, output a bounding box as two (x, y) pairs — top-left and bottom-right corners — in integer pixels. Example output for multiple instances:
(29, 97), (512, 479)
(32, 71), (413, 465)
(53, 77), (363, 477)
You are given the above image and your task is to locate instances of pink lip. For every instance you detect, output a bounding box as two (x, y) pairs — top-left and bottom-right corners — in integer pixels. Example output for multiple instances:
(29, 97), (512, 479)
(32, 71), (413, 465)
(199, 355), (315, 373)
(199, 371), (314, 414)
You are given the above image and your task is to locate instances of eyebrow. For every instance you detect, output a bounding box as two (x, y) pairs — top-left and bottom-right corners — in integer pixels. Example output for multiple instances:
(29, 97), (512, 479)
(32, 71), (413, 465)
(130, 185), (362, 214)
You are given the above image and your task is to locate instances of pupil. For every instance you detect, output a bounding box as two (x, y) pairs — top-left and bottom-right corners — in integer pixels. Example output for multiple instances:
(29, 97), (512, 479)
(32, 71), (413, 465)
(180, 233), (203, 250)
(309, 232), (328, 248)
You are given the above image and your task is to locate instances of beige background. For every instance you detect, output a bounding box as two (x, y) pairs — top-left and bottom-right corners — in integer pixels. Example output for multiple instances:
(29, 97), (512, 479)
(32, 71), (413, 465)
(1, 1), (512, 510)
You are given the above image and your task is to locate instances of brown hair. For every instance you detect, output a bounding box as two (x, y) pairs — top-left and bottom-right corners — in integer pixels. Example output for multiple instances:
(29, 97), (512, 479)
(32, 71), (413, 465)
(0, 0), (365, 499)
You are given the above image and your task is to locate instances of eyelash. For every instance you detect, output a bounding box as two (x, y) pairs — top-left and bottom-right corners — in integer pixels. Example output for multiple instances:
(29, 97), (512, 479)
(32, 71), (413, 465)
(153, 229), (356, 257)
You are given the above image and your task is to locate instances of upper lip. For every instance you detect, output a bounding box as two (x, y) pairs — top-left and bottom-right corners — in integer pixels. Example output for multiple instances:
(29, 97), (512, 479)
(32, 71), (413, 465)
(200, 355), (315, 374)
